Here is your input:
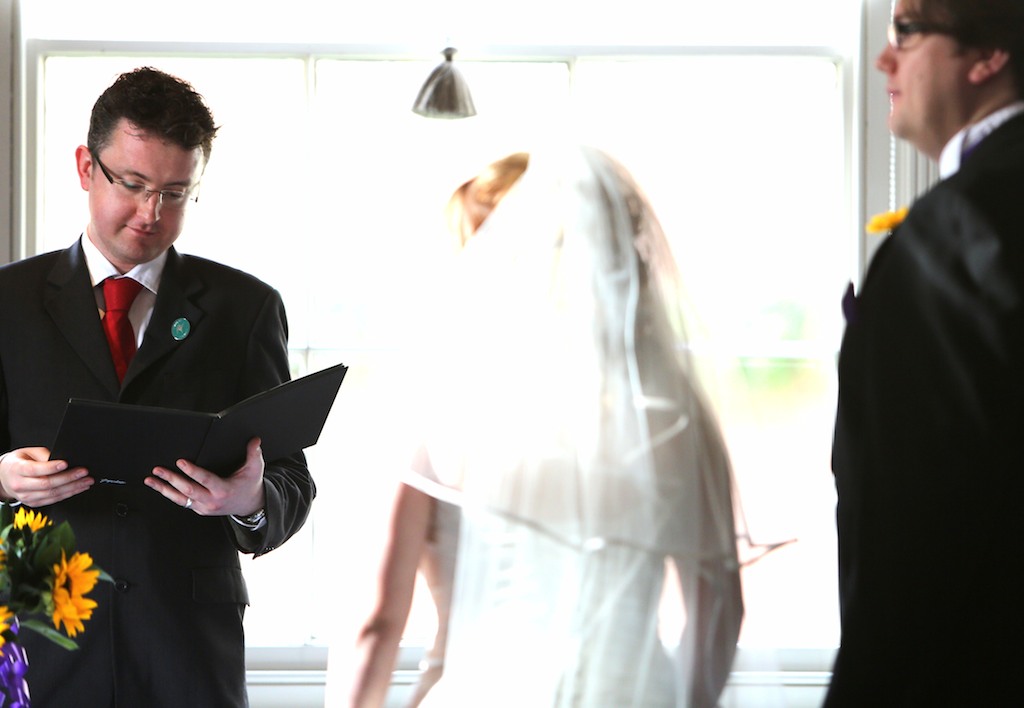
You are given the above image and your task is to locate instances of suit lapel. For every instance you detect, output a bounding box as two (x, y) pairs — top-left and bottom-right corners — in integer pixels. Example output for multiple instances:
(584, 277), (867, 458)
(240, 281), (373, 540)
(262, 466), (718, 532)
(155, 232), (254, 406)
(44, 241), (121, 396)
(958, 112), (1024, 178)
(125, 248), (206, 387)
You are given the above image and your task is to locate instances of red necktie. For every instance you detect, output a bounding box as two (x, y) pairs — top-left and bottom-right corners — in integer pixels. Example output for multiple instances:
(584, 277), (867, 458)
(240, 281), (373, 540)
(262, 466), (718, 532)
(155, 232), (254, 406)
(102, 277), (144, 383)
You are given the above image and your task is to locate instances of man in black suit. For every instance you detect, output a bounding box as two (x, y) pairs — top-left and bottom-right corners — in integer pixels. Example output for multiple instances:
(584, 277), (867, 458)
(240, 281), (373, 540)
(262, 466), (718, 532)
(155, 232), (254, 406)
(828, 1), (1024, 704)
(0, 67), (314, 706)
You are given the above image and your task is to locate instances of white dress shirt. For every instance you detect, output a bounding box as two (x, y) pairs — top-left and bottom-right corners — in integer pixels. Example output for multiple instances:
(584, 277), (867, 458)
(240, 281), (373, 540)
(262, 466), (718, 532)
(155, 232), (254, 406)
(80, 228), (167, 349)
(939, 100), (1024, 179)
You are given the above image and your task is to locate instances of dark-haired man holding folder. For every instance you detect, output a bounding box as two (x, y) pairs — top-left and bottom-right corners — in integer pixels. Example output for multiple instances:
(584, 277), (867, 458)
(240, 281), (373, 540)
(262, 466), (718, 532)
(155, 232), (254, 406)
(0, 67), (314, 707)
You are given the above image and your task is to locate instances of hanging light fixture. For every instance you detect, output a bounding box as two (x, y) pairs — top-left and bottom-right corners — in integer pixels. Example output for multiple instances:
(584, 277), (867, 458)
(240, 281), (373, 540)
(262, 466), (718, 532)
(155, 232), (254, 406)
(412, 47), (477, 119)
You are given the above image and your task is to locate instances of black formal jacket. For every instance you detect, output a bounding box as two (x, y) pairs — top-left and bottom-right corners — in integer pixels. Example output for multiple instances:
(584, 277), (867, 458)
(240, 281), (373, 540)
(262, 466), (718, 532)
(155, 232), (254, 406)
(828, 114), (1024, 705)
(0, 241), (315, 707)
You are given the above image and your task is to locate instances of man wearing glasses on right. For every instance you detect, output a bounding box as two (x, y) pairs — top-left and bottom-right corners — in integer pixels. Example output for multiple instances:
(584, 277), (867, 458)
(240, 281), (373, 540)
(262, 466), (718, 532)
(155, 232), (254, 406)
(829, 1), (1024, 705)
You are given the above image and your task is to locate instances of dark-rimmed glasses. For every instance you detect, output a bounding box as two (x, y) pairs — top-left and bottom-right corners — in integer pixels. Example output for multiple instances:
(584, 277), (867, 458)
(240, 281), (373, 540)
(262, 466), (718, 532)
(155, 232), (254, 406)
(887, 19), (956, 50)
(90, 150), (198, 209)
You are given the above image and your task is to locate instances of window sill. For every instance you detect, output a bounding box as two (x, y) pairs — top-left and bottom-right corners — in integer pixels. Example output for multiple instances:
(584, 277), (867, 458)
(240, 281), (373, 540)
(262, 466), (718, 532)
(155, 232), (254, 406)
(244, 645), (837, 708)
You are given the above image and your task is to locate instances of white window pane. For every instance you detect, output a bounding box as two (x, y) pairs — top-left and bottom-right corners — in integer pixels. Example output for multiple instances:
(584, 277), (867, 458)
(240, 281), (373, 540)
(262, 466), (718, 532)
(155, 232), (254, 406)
(574, 57), (847, 350)
(574, 56), (845, 647)
(36, 51), (848, 654)
(306, 59), (570, 351)
(41, 56), (313, 344)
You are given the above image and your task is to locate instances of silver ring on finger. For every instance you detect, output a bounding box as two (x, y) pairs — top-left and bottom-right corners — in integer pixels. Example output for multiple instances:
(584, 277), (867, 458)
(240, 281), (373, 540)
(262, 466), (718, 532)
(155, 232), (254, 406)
(184, 497), (193, 510)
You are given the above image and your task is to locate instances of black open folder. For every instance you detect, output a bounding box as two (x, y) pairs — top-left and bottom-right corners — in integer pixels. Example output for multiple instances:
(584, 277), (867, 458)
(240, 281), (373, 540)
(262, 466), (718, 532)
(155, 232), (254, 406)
(49, 363), (347, 481)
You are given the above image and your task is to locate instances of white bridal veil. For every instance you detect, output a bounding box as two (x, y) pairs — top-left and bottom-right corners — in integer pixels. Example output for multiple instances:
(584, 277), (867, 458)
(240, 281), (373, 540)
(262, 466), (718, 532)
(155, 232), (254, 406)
(406, 145), (745, 707)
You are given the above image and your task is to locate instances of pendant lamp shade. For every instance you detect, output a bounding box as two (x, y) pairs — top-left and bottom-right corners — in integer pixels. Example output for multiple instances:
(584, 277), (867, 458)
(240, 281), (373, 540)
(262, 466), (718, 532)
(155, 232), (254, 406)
(412, 47), (477, 119)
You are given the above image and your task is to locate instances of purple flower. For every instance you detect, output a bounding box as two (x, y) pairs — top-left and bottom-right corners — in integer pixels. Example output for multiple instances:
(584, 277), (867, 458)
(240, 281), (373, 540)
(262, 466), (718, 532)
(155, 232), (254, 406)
(0, 619), (31, 708)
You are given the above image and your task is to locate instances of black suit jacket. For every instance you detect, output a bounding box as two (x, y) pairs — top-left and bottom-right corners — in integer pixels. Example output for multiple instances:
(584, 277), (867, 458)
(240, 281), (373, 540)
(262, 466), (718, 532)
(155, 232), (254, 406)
(828, 114), (1024, 705)
(0, 241), (315, 707)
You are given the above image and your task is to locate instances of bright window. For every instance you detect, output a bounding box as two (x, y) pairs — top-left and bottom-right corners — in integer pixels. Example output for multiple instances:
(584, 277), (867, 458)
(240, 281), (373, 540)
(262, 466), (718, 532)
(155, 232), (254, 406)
(36, 50), (846, 653)
(572, 56), (847, 647)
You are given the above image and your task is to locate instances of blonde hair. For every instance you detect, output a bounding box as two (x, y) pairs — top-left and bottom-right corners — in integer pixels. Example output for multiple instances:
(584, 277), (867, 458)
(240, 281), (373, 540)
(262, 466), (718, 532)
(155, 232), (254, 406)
(447, 152), (530, 247)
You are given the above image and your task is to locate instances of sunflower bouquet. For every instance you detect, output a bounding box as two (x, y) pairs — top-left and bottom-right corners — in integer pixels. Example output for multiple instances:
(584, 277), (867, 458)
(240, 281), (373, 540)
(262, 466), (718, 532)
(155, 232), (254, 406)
(0, 505), (110, 706)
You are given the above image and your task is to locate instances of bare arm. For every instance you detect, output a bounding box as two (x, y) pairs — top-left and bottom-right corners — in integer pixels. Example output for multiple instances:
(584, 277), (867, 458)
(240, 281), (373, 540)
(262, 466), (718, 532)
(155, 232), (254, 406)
(347, 483), (434, 708)
(674, 409), (744, 708)
(674, 552), (743, 707)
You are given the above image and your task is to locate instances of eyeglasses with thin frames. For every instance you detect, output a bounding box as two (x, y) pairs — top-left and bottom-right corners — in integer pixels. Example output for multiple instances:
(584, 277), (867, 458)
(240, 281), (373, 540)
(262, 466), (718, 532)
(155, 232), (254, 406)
(887, 19), (956, 51)
(90, 150), (199, 209)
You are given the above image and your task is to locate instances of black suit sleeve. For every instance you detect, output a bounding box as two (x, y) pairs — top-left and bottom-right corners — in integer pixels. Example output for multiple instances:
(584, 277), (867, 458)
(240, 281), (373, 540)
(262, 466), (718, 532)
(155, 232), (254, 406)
(226, 286), (315, 556)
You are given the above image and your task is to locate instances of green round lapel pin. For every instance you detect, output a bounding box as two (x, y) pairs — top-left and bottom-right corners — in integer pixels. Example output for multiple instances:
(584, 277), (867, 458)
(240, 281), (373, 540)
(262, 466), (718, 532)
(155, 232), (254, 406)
(171, 317), (191, 341)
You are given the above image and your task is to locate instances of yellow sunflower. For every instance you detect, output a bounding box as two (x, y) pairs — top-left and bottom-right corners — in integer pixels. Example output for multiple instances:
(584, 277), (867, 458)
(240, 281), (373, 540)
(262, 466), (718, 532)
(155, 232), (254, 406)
(865, 206), (909, 235)
(50, 551), (100, 638)
(13, 507), (51, 533)
(0, 605), (12, 649)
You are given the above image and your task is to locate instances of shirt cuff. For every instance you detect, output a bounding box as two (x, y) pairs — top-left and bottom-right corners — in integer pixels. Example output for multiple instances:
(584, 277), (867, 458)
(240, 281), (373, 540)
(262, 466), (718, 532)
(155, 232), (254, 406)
(230, 508), (267, 531)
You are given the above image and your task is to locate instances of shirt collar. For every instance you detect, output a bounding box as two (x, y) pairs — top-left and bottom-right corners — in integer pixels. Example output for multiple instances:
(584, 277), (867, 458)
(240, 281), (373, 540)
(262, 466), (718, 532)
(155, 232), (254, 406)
(81, 228), (167, 294)
(940, 101), (1024, 178)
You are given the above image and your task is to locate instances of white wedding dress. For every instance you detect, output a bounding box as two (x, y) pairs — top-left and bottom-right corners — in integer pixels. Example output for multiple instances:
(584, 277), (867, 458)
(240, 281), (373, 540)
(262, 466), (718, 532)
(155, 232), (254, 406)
(407, 145), (743, 708)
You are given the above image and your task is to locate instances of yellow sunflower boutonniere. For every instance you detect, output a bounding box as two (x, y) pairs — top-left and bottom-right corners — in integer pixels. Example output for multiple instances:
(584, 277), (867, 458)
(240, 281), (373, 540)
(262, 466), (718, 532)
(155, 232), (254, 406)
(865, 206), (909, 235)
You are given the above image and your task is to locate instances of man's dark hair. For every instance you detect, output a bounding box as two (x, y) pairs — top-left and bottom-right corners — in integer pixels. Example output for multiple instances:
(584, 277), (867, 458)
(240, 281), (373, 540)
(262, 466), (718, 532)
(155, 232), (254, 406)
(915, 0), (1024, 96)
(87, 67), (219, 163)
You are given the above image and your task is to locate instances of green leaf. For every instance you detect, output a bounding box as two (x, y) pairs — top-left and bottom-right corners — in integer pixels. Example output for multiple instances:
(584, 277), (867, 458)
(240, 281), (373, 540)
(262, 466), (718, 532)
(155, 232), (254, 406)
(19, 618), (80, 650)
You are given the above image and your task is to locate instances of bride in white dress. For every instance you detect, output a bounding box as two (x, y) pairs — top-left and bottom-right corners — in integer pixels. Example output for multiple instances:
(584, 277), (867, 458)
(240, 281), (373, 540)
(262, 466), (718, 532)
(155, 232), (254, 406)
(346, 145), (743, 708)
